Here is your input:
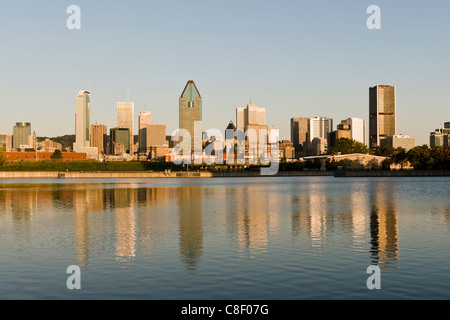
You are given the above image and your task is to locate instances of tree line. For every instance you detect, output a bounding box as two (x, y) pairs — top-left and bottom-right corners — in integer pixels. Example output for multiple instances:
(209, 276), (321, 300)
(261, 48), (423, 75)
(329, 138), (450, 170)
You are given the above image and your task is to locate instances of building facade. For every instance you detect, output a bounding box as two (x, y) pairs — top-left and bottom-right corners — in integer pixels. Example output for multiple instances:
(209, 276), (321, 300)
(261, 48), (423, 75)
(236, 103), (266, 132)
(138, 111), (153, 154)
(90, 123), (107, 155)
(278, 140), (295, 161)
(110, 127), (130, 155)
(117, 101), (134, 155)
(0, 133), (13, 151)
(146, 125), (167, 149)
(4, 151), (87, 162)
(36, 139), (62, 153)
(328, 122), (352, 149)
(341, 117), (366, 145)
(73, 91), (91, 152)
(430, 129), (450, 147)
(13, 122), (32, 149)
(429, 122), (450, 147)
(369, 85), (396, 150)
(179, 80), (202, 154)
(380, 134), (416, 151)
(304, 117), (333, 156)
(290, 117), (309, 158)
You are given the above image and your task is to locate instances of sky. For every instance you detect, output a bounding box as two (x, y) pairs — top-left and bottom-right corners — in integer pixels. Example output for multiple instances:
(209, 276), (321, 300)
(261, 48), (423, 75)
(0, 0), (449, 146)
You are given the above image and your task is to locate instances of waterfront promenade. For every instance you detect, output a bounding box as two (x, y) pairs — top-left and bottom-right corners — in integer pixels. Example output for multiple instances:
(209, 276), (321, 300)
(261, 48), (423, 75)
(0, 170), (449, 179)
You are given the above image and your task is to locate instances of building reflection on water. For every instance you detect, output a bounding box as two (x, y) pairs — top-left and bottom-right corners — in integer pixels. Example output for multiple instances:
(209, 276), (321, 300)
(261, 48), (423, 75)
(368, 181), (399, 267)
(177, 187), (203, 273)
(229, 184), (282, 259)
(290, 180), (400, 267)
(2, 179), (448, 272)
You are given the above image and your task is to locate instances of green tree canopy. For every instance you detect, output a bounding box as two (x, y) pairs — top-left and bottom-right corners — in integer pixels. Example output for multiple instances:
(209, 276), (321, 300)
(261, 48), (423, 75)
(392, 147), (408, 169)
(406, 145), (431, 170)
(328, 138), (371, 155)
(403, 145), (450, 170)
(375, 144), (394, 157)
(51, 149), (63, 160)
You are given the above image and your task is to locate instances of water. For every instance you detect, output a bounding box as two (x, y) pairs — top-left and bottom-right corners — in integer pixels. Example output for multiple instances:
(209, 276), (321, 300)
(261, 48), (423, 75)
(0, 176), (449, 300)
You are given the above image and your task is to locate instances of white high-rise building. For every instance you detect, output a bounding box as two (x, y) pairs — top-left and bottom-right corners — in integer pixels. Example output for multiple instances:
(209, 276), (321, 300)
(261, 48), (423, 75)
(308, 117), (333, 142)
(73, 91), (91, 152)
(341, 118), (366, 145)
(117, 101), (134, 154)
(73, 90), (98, 157)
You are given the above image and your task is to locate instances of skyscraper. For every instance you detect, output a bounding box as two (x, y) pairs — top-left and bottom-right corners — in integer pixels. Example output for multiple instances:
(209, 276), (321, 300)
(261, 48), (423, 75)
(236, 107), (246, 131)
(179, 80), (202, 153)
(236, 103), (265, 132)
(146, 125), (167, 147)
(307, 117), (333, 143)
(13, 122), (32, 149)
(305, 117), (333, 156)
(235, 102), (270, 162)
(117, 101), (134, 155)
(110, 127), (130, 155)
(138, 111), (153, 154)
(290, 117), (309, 157)
(73, 90), (91, 152)
(90, 123), (107, 155)
(369, 85), (396, 150)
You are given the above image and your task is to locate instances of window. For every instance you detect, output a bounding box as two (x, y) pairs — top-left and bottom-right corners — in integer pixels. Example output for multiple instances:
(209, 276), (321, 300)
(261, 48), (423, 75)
(188, 101), (194, 109)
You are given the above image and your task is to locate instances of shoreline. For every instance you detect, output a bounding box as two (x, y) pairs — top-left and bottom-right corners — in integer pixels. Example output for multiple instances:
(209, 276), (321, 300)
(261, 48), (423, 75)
(0, 170), (449, 179)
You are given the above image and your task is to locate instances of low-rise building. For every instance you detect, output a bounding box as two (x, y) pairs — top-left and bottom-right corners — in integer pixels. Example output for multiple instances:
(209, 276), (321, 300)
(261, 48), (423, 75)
(36, 139), (62, 153)
(302, 153), (387, 170)
(4, 151), (87, 162)
(380, 134), (416, 151)
(430, 125), (450, 147)
(278, 140), (295, 161)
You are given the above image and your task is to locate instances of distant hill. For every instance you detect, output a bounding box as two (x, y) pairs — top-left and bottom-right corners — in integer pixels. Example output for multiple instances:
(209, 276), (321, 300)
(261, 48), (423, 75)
(37, 135), (75, 149)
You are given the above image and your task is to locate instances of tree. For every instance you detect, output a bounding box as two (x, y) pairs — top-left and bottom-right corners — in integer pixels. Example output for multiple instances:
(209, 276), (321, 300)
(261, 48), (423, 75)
(328, 138), (371, 155)
(303, 160), (314, 169)
(406, 145), (431, 170)
(392, 147), (408, 170)
(313, 158), (321, 169)
(427, 146), (450, 170)
(368, 159), (381, 170)
(0, 146), (6, 167)
(381, 158), (394, 170)
(375, 145), (394, 157)
(51, 149), (63, 161)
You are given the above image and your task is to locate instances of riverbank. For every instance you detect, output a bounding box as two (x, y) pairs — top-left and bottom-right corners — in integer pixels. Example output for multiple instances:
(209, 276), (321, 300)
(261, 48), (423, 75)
(0, 170), (334, 179)
(0, 170), (449, 179)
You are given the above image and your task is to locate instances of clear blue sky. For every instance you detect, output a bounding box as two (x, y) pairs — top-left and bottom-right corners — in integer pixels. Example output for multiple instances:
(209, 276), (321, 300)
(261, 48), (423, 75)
(1, 0), (449, 145)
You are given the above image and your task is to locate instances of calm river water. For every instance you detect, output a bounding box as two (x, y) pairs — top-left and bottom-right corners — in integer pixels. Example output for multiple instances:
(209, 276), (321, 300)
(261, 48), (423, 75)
(0, 176), (449, 299)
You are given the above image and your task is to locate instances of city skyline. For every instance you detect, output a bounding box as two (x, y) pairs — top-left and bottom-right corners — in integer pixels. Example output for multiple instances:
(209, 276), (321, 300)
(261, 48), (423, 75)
(1, 1), (450, 304)
(1, 1), (449, 146)
(0, 81), (446, 155)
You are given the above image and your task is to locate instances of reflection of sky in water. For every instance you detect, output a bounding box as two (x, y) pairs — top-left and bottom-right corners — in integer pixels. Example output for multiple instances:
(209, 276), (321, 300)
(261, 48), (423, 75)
(0, 177), (449, 299)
